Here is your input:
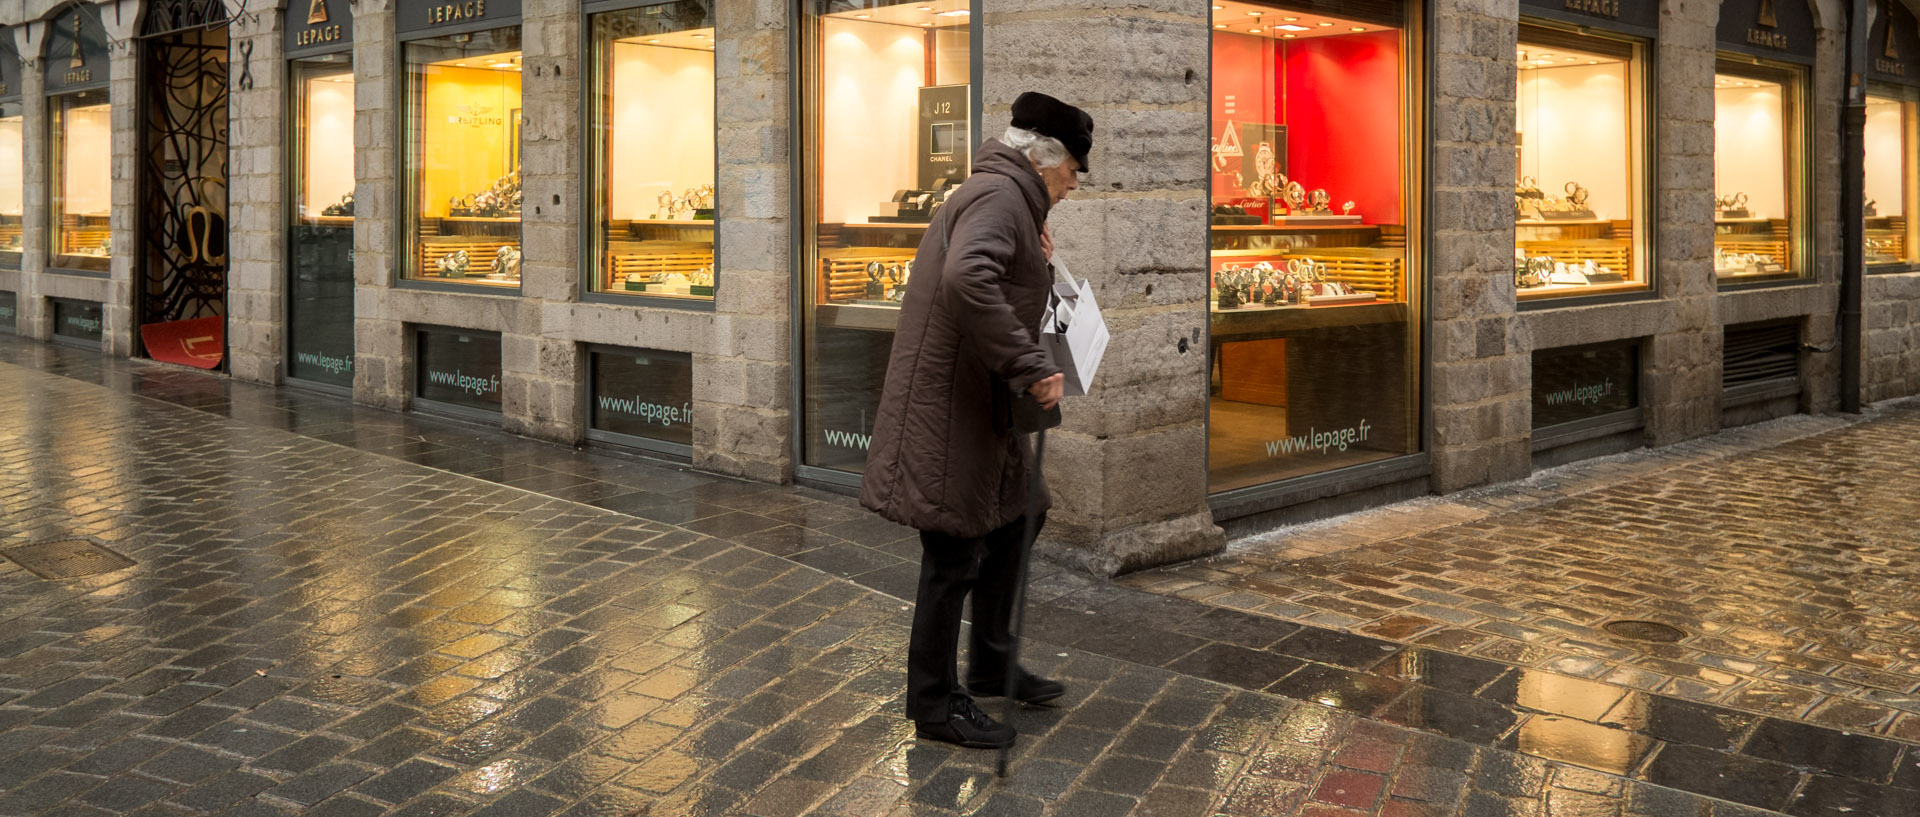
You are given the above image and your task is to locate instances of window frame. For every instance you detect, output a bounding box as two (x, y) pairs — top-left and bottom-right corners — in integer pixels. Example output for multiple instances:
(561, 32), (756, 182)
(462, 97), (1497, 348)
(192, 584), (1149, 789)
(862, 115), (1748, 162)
(579, 0), (720, 310)
(1711, 53), (1814, 289)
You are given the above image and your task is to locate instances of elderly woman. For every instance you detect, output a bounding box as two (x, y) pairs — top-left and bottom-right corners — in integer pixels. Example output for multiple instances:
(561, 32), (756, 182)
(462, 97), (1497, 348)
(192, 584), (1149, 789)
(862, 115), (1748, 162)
(861, 92), (1093, 750)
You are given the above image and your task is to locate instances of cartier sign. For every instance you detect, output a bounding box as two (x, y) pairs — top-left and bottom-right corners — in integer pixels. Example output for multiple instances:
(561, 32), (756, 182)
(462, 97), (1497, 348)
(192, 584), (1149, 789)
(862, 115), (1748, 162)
(397, 0), (520, 36)
(1717, 0), (1816, 62)
(287, 0), (353, 56)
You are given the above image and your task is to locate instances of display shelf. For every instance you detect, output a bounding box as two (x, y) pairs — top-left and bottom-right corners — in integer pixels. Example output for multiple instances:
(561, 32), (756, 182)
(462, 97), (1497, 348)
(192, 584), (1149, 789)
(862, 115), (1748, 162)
(1517, 280), (1647, 300)
(1212, 247), (1405, 302)
(1211, 223), (1379, 233)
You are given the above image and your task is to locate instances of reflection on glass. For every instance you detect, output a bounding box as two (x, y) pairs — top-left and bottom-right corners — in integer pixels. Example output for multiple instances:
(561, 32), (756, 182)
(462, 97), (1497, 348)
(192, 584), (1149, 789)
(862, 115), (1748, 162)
(591, 2), (716, 300)
(0, 102), (20, 264)
(801, 0), (973, 473)
(1206, 1), (1421, 494)
(1713, 58), (1806, 281)
(288, 56), (357, 388)
(1513, 25), (1648, 298)
(1864, 88), (1916, 267)
(404, 27), (523, 287)
(53, 90), (112, 271)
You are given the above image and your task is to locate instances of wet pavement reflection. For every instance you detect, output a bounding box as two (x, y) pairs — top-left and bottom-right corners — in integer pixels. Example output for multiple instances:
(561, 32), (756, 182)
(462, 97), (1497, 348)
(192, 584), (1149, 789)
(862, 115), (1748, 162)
(1, 339), (1918, 814)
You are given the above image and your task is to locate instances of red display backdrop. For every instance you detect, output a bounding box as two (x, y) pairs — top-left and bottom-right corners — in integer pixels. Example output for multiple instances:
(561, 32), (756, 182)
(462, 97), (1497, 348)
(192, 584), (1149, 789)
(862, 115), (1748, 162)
(1211, 30), (1403, 223)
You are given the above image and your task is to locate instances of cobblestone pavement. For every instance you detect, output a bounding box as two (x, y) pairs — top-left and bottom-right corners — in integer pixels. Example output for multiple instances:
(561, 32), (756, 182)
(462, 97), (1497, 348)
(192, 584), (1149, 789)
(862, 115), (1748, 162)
(0, 336), (1915, 816)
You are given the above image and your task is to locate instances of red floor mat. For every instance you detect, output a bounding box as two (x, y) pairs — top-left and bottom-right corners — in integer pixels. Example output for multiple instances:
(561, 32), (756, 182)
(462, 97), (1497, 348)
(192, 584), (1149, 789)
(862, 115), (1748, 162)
(141, 317), (225, 369)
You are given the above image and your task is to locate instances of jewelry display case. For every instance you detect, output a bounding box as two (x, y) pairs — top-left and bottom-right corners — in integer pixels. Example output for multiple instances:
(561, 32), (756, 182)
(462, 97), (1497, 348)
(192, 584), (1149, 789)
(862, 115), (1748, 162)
(1511, 23), (1648, 299)
(1863, 89), (1916, 268)
(0, 102), (22, 264)
(404, 26), (523, 287)
(800, 0), (975, 474)
(1712, 57), (1808, 282)
(52, 91), (111, 272)
(1206, 1), (1421, 494)
(590, 1), (717, 300)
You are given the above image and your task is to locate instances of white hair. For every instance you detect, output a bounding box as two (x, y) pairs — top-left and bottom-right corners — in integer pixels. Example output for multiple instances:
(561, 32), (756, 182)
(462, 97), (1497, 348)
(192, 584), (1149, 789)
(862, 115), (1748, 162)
(1001, 126), (1072, 169)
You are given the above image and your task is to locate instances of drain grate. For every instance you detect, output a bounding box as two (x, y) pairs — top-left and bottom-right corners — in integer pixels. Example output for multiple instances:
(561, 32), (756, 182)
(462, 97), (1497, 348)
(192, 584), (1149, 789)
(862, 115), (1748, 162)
(1604, 620), (1687, 643)
(0, 539), (136, 580)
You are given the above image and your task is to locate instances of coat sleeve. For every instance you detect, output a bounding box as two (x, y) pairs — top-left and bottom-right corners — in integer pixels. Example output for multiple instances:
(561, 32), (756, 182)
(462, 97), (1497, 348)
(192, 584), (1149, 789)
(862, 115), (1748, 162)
(939, 186), (1060, 392)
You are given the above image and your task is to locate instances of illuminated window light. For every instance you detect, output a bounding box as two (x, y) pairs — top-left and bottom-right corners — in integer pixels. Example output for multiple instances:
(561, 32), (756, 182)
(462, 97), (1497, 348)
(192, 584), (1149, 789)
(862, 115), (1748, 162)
(1248, 10), (1262, 16)
(919, 21), (933, 26)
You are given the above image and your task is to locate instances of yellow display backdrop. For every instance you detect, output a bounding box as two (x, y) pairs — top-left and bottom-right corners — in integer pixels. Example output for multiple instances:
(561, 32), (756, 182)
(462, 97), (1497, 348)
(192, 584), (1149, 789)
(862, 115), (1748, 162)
(608, 41), (712, 220)
(54, 96), (112, 268)
(1863, 92), (1916, 266)
(418, 58), (520, 219)
(302, 74), (355, 218)
(818, 17), (927, 225)
(1512, 26), (1648, 298)
(1712, 60), (1804, 280)
(0, 113), (21, 257)
(1714, 79), (1788, 220)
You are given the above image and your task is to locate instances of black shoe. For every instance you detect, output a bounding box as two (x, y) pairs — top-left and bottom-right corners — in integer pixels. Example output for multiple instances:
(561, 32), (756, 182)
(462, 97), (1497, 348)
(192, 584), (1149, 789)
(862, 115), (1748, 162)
(914, 696), (1016, 749)
(968, 669), (1066, 705)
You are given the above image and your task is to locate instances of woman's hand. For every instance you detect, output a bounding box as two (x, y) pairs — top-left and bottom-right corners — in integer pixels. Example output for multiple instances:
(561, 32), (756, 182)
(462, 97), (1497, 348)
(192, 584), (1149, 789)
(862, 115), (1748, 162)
(1041, 223), (1055, 260)
(1028, 373), (1064, 410)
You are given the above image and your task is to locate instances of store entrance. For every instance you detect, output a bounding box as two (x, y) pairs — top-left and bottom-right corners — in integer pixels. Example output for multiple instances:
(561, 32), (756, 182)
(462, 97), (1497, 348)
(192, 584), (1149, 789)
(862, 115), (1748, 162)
(136, 8), (230, 370)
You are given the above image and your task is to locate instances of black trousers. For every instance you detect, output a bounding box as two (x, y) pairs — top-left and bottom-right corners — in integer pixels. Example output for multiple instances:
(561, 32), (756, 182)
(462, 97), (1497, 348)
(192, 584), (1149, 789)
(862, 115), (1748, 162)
(906, 515), (1037, 722)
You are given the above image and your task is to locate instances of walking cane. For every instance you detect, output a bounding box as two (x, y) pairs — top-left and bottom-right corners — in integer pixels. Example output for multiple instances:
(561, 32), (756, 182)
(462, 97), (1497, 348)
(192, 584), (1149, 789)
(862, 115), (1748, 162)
(998, 392), (1059, 778)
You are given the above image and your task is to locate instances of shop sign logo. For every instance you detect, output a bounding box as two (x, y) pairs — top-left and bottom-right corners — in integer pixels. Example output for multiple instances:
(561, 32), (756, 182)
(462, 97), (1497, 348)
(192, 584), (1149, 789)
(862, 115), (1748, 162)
(450, 104), (504, 126)
(1747, 0), (1789, 51)
(295, 351), (353, 375)
(594, 394), (690, 427)
(296, 0), (346, 47)
(1265, 419), (1371, 457)
(1562, 0), (1620, 20)
(64, 315), (101, 334)
(1211, 119), (1241, 173)
(63, 13), (91, 86)
(425, 0), (487, 27)
(1877, 0), (1908, 75)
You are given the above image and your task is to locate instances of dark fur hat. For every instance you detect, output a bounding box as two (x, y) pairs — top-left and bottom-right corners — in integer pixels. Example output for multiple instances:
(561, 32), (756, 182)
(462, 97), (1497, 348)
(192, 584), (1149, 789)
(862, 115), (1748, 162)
(1010, 92), (1093, 173)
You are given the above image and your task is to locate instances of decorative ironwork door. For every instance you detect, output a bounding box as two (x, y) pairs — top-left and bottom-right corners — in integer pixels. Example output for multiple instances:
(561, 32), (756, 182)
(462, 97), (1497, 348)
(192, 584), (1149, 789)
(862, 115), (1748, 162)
(137, 22), (230, 343)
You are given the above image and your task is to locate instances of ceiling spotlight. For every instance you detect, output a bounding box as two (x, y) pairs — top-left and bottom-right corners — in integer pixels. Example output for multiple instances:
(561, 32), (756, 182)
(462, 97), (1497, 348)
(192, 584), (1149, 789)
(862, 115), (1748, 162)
(1214, 23), (1226, 29)
(1350, 26), (1365, 31)
(936, 9), (969, 15)
(1318, 21), (1333, 26)
(1248, 27), (1260, 32)
(1282, 33), (1295, 38)
(1276, 24), (1308, 31)
(1283, 16), (1298, 21)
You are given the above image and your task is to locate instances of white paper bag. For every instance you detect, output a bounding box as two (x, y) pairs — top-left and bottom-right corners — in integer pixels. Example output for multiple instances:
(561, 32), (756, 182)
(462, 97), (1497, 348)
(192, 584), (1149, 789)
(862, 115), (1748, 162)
(1039, 258), (1110, 397)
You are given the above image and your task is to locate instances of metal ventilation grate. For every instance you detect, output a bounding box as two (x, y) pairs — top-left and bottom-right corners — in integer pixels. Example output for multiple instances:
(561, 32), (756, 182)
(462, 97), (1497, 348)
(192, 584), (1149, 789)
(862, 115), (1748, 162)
(0, 539), (136, 580)
(1723, 322), (1800, 389)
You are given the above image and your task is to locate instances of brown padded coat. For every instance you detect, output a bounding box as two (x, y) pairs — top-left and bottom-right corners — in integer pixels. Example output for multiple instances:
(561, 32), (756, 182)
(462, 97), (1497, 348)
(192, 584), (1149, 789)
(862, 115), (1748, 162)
(859, 140), (1062, 539)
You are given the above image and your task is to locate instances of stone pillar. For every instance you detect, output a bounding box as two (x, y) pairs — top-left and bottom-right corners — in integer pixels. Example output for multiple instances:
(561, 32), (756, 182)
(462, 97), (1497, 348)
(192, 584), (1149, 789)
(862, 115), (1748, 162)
(101, 0), (138, 357)
(1427, 0), (1530, 493)
(350, 0), (404, 408)
(507, 0), (580, 441)
(1644, 0), (1723, 445)
(984, 0), (1225, 575)
(15, 23), (49, 340)
(698, 0), (794, 483)
(226, 6), (287, 385)
(1800, 8), (1847, 413)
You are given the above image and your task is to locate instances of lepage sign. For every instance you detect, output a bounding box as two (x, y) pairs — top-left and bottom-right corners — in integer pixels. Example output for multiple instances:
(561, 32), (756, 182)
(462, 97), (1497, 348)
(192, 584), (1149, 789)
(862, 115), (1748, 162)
(45, 3), (110, 94)
(1519, 0), (1656, 34)
(397, 0), (521, 37)
(1716, 0), (1817, 63)
(287, 0), (353, 57)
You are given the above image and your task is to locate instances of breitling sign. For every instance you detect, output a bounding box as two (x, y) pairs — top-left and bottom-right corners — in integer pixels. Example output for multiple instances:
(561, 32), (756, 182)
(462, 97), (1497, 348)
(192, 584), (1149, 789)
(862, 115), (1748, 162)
(287, 0), (353, 56)
(1716, 0), (1815, 62)
(45, 3), (108, 94)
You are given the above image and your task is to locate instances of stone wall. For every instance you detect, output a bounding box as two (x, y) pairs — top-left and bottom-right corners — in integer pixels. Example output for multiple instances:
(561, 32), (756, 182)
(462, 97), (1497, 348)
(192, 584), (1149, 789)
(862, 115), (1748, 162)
(225, 6), (286, 385)
(984, 0), (1225, 574)
(1427, 0), (1531, 492)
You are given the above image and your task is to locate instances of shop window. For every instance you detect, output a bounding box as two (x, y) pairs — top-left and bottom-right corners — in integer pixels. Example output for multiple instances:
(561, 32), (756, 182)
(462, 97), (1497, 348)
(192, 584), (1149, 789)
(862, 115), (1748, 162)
(588, 1), (716, 301)
(1206, 1), (1422, 495)
(1713, 57), (1808, 282)
(288, 56), (357, 388)
(403, 26), (522, 288)
(1864, 86), (1916, 267)
(800, 0), (974, 475)
(1513, 24), (1649, 299)
(52, 90), (112, 272)
(0, 101), (21, 264)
